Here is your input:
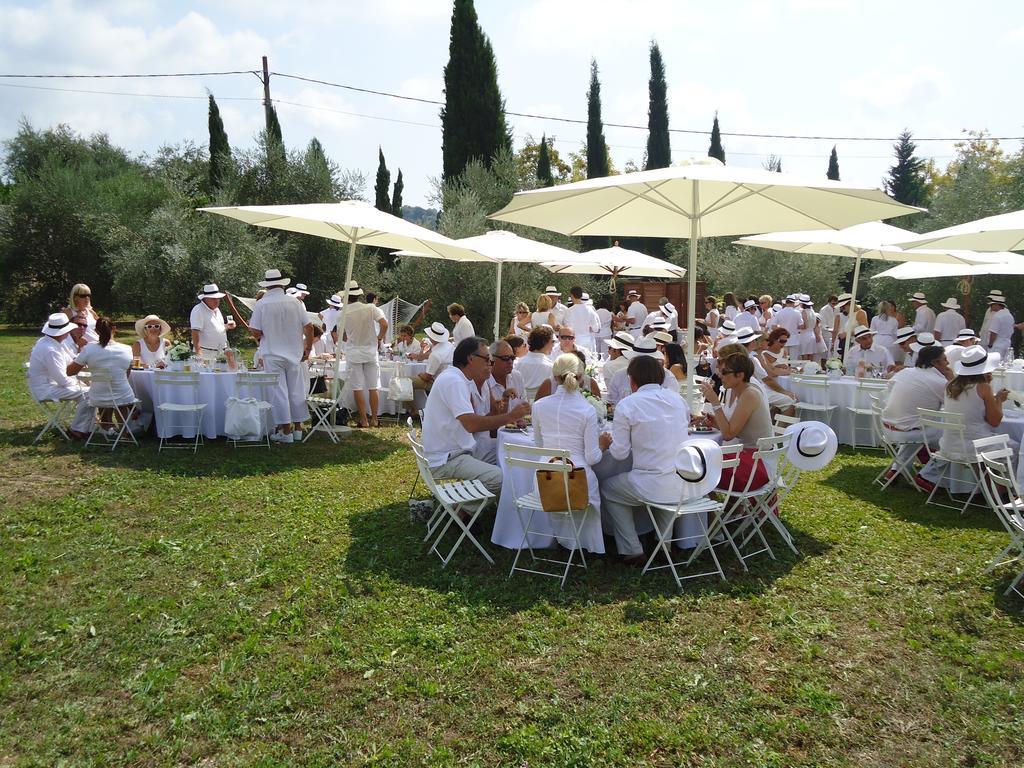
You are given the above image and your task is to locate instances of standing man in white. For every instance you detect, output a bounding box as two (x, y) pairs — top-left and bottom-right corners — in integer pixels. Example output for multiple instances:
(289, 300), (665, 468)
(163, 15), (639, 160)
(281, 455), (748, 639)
(909, 292), (936, 335)
(448, 303), (475, 344)
(248, 269), (314, 444)
(933, 297), (966, 343)
(986, 294), (1015, 360)
(341, 281), (388, 429)
(624, 289), (648, 332)
(566, 286), (601, 354)
(190, 283), (236, 365)
(545, 286), (569, 329)
(658, 296), (679, 342)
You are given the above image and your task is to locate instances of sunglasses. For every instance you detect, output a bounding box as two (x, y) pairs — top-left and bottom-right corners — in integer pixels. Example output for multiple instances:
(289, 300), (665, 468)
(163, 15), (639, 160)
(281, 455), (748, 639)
(559, 335), (575, 341)
(492, 354), (515, 363)
(144, 323), (162, 330)
(472, 353), (491, 363)
(76, 293), (91, 298)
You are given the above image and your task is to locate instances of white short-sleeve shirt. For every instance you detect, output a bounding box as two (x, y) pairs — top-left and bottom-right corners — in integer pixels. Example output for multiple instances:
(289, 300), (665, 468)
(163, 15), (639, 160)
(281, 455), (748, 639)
(421, 366), (478, 466)
(189, 301), (228, 352)
(248, 289), (310, 364)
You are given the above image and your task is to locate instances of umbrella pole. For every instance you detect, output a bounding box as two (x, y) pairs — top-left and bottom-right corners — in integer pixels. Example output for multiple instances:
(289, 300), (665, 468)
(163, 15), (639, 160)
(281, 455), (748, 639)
(493, 261), (503, 342)
(685, 184), (699, 416)
(843, 252), (863, 366)
(331, 236), (358, 428)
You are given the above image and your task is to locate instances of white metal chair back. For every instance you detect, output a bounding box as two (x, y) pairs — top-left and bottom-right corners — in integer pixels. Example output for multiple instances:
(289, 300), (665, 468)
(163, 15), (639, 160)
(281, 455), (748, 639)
(872, 397), (923, 490)
(504, 443), (591, 588)
(153, 371), (205, 453)
(916, 407), (983, 513)
(846, 379), (889, 450)
(973, 436), (1024, 598)
(24, 361), (72, 443)
(772, 412), (799, 436)
(791, 374), (837, 423)
(304, 374), (351, 443)
(83, 366), (140, 450)
(229, 372), (277, 448)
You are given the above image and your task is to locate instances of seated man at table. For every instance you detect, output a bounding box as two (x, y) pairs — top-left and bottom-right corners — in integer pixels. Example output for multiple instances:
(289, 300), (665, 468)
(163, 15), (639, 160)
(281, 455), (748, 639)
(605, 338), (677, 406)
(469, 340), (528, 462)
(517, 326), (555, 398)
(28, 312), (96, 439)
(422, 337), (531, 495)
(600, 355), (691, 564)
(890, 326), (916, 369)
(550, 325), (587, 363)
(944, 328), (980, 368)
(846, 325), (894, 375)
(406, 322), (453, 417)
(603, 331), (634, 380)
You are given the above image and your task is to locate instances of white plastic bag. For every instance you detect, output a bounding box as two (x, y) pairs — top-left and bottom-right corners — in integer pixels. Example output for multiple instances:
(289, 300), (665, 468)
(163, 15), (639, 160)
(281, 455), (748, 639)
(388, 376), (413, 402)
(225, 396), (263, 439)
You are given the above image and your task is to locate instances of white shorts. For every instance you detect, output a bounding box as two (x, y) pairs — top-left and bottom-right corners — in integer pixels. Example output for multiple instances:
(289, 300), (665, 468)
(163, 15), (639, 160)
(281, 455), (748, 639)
(346, 359), (381, 391)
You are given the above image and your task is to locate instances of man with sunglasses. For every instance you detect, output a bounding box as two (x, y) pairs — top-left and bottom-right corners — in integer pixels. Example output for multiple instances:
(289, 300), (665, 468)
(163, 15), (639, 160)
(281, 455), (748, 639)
(550, 325), (586, 362)
(485, 340), (527, 416)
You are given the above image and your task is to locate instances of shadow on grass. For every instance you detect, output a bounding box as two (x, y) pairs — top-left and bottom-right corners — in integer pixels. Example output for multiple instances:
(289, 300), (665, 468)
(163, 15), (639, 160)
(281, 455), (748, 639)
(343, 501), (832, 614)
(0, 424), (404, 479)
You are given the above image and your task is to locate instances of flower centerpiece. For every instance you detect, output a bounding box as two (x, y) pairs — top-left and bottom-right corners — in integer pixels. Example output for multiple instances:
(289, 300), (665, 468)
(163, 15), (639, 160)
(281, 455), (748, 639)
(825, 357), (844, 377)
(167, 342), (191, 370)
(581, 389), (608, 421)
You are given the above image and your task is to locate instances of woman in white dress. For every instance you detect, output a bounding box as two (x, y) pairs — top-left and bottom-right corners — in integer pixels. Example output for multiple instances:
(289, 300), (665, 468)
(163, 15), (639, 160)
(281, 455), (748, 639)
(704, 296), (721, 340)
(531, 294), (556, 331)
(870, 300), (900, 357)
(132, 314), (171, 368)
(507, 302), (532, 339)
(799, 297), (817, 360)
(67, 317), (137, 432)
(722, 292), (740, 322)
(531, 353), (605, 552)
(63, 283), (100, 345)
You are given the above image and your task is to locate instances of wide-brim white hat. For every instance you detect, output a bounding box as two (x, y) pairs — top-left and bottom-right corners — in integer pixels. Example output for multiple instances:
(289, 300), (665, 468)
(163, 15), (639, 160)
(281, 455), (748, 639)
(606, 331), (635, 351)
(910, 332), (937, 353)
(940, 297), (961, 310)
(743, 299), (757, 309)
(197, 283), (226, 298)
(623, 339), (664, 360)
(653, 331), (675, 345)
(908, 291), (928, 303)
(326, 294), (343, 309)
(720, 319), (736, 333)
(895, 326), (916, 343)
(954, 345), (1001, 376)
(41, 312), (76, 337)
(955, 328), (979, 342)
(735, 328), (762, 345)
(987, 294), (1006, 305)
(258, 269), (290, 288)
(424, 322), (449, 343)
(544, 285), (561, 296)
(134, 314), (171, 338)
(675, 438), (723, 498)
(852, 325), (875, 340)
(783, 421), (838, 471)
(294, 283), (310, 296)
(341, 279), (363, 297)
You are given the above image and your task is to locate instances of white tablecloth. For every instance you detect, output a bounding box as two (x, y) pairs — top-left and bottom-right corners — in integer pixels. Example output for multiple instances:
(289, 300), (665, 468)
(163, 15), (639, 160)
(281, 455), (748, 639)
(337, 360), (427, 416)
(778, 374), (889, 447)
(992, 368), (1024, 394)
(130, 369), (271, 439)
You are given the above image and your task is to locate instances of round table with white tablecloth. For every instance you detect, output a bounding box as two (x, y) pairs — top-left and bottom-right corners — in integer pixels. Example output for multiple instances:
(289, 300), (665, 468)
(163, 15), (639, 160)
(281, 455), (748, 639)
(777, 374), (889, 447)
(336, 360), (427, 416)
(991, 367), (1024, 396)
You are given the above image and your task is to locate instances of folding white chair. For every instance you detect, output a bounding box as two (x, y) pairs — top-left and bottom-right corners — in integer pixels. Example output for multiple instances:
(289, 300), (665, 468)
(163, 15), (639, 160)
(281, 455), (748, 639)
(404, 423), (445, 538)
(872, 397), (924, 491)
(153, 371), (206, 453)
(917, 407), (985, 513)
(408, 441), (495, 567)
(742, 433), (798, 555)
(229, 372), (276, 448)
(846, 379), (889, 450)
(304, 372), (352, 443)
(973, 436), (1024, 598)
(24, 362), (73, 443)
(642, 491), (726, 592)
(791, 374), (837, 425)
(504, 443), (591, 589)
(84, 366), (140, 451)
(772, 413), (799, 436)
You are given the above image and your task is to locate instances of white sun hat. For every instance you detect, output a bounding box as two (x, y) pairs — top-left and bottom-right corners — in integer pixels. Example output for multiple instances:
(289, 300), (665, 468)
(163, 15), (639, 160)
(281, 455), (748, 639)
(258, 269), (290, 288)
(544, 285), (562, 296)
(606, 331), (635, 351)
(424, 322), (449, 343)
(341, 279), (363, 297)
(743, 299), (757, 309)
(41, 312), (76, 337)
(783, 421), (838, 471)
(953, 345), (1001, 376)
(955, 328), (979, 342)
(939, 297), (961, 310)
(852, 325), (875, 340)
(734, 327), (762, 345)
(910, 332), (937, 352)
(326, 294), (343, 309)
(623, 337), (664, 360)
(653, 330), (675, 345)
(675, 438), (723, 498)
(895, 326), (916, 343)
(197, 282), (227, 298)
(294, 282), (310, 296)
(720, 319), (736, 334)
(908, 291), (928, 303)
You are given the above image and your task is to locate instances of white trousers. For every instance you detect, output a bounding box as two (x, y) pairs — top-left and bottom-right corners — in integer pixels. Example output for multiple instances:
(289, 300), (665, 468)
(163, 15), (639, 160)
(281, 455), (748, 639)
(262, 355), (310, 427)
(600, 472), (674, 556)
(432, 452), (503, 497)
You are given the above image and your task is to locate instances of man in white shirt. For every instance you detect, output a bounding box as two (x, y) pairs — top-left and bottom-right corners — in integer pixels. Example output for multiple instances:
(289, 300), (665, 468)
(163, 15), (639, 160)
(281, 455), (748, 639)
(28, 312), (96, 438)
(986, 295), (1015, 356)
(594, 298), (614, 354)
(818, 295), (839, 355)
(624, 290), (648, 332)
(933, 297), (966, 343)
(248, 269), (314, 443)
(320, 294), (344, 353)
(566, 287), (601, 353)
(979, 289), (1004, 341)
(602, 332), (634, 384)
(190, 283), (236, 363)
(544, 287), (569, 329)
(517, 326), (556, 396)
(469, 340), (528, 462)
(733, 300), (761, 334)
(600, 355), (691, 563)
(605, 338), (677, 405)
(909, 291), (936, 335)
(773, 297), (803, 355)
(890, 326), (916, 369)
(846, 325), (894, 373)
(340, 281), (388, 428)
(422, 337), (531, 495)
(880, 345), (951, 482)
(944, 329), (979, 368)
(550, 325), (588, 363)
(658, 297), (679, 341)
(448, 303), (475, 345)
(408, 322), (453, 417)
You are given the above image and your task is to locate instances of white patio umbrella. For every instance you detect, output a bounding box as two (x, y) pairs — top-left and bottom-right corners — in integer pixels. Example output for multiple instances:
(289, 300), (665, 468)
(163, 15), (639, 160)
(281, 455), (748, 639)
(872, 253), (1024, 280)
(489, 158), (922, 409)
(895, 209), (1024, 252)
(394, 229), (588, 340)
(541, 244), (686, 302)
(734, 222), (991, 360)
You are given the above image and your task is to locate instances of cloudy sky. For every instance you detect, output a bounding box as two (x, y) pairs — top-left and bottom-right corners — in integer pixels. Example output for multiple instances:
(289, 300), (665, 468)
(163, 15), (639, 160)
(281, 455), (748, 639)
(2, 0), (1022, 208)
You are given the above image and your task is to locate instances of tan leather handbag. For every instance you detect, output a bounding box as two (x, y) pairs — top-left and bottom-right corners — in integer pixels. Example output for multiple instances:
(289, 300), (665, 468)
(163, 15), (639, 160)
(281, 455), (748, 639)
(536, 458), (589, 512)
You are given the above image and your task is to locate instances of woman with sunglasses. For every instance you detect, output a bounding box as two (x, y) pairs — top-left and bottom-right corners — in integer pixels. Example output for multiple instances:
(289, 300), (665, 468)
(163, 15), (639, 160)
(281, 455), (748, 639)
(63, 283), (100, 344)
(507, 302), (533, 339)
(132, 315), (172, 368)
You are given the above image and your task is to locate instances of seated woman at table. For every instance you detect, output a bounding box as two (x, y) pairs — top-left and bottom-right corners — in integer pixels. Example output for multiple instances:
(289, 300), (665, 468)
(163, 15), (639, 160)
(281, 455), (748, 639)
(395, 324), (428, 360)
(534, 349), (601, 400)
(663, 342), (687, 383)
(508, 302), (532, 339)
(506, 335), (527, 360)
(759, 327), (792, 375)
(67, 317), (139, 433)
(532, 354), (604, 529)
(918, 345), (1018, 492)
(132, 314), (171, 368)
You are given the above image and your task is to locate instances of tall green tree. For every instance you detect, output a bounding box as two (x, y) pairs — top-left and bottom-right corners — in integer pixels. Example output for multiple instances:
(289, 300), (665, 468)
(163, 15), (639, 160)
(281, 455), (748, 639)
(586, 59), (610, 179)
(264, 103), (286, 164)
(374, 148), (391, 212)
(644, 42), (671, 170)
(827, 145), (840, 180)
(536, 134), (554, 187)
(440, 0), (512, 181)
(207, 92), (231, 191)
(885, 130), (928, 207)
(391, 169), (404, 217)
(708, 113), (725, 163)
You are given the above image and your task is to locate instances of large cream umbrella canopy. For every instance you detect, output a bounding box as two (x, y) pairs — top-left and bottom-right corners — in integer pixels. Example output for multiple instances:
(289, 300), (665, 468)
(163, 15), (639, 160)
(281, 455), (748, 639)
(733, 222), (989, 360)
(872, 253), (1024, 280)
(490, 158), (922, 409)
(542, 244), (686, 305)
(895, 209), (1024, 252)
(394, 229), (588, 340)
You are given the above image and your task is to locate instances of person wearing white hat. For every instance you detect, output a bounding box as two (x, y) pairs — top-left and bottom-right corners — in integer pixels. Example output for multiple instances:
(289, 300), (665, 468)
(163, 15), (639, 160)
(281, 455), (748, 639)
(566, 287), (600, 353)
(917, 345), (1017, 492)
(593, 297), (614, 353)
(890, 326), (917, 369)
(405, 322), (453, 417)
(870, 300), (900, 357)
(338, 282), (388, 428)
(835, 293), (867, 360)
(624, 289), (648, 333)
(772, 295), (803, 355)
(978, 290), (1003, 344)
(797, 294), (818, 361)
(906, 332), (938, 369)
(132, 315), (172, 368)
(319, 294), (345, 355)
(846, 325), (893, 375)
(605, 337), (676, 405)
(190, 282), (236, 363)
(985, 294), (1015, 359)
(602, 331), (634, 382)
(817, 295), (840, 357)
(734, 299), (761, 335)
(933, 297), (966, 343)
(908, 291), (935, 336)
(545, 286), (570, 328)
(713, 318), (738, 354)
(944, 329), (980, 368)
(28, 312), (96, 438)
(658, 296), (679, 342)
(600, 355), (691, 563)
(248, 269), (314, 443)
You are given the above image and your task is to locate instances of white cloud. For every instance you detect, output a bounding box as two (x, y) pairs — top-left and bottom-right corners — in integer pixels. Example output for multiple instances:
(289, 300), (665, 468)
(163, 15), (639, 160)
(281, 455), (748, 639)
(842, 67), (948, 114)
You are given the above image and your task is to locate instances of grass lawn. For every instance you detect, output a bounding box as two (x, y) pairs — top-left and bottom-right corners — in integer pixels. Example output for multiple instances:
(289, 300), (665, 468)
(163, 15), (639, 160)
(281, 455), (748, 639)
(1, 326), (1022, 767)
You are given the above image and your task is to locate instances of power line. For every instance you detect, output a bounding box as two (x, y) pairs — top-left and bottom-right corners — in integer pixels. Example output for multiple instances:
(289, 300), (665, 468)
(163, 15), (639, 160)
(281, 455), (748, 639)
(0, 82), (260, 101)
(0, 70), (257, 79)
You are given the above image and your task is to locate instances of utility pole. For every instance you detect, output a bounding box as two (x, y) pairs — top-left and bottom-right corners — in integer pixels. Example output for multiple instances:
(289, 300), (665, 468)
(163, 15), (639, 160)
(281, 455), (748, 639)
(261, 55), (271, 112)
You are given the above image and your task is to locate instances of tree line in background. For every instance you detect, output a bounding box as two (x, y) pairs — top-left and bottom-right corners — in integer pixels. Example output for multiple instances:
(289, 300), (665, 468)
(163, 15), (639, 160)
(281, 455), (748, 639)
(1, 0), (1022, 335)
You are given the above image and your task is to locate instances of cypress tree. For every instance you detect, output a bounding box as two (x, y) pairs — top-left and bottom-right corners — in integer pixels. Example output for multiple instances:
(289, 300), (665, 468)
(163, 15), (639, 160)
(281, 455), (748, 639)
(708, 113), (725, 163)
(265, 103), (286, 163)
(644, 42), (671, 170)
(827, 145), (840, 180)
(440, 0), (512, 181)
(374, 148), (391, 212)
(391, 169), (404, 217)
(207, 92), (231, 191)
(885, 130), (928, 207)
(536, 134), (554, 186)
(586, 58), (610, 179)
